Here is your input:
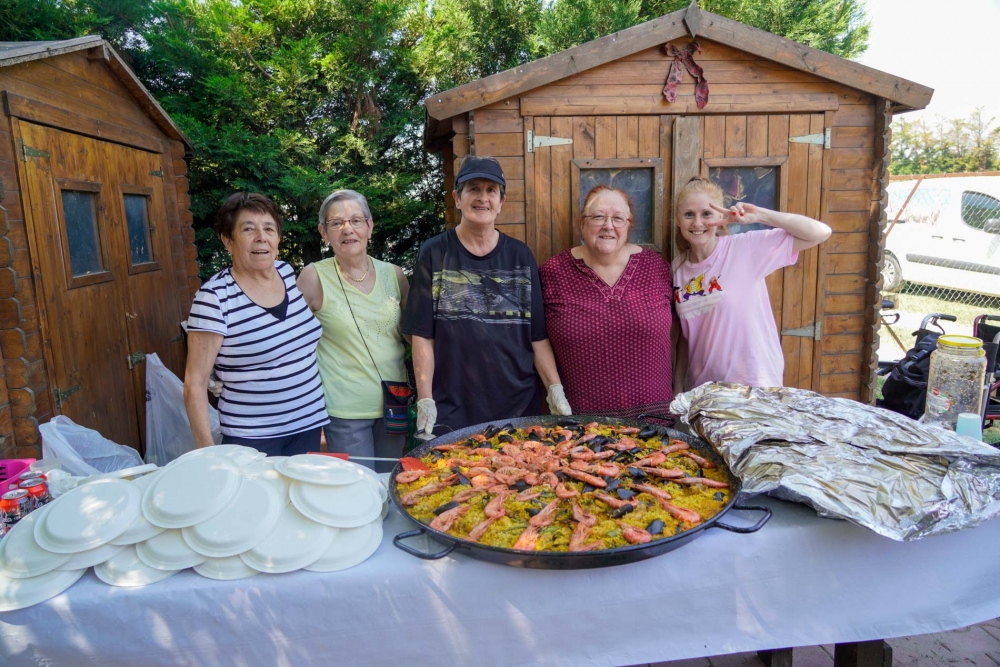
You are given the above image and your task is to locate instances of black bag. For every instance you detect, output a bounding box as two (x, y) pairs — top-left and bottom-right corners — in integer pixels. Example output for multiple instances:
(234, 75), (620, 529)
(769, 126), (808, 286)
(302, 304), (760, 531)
(879, 332), (941, 419)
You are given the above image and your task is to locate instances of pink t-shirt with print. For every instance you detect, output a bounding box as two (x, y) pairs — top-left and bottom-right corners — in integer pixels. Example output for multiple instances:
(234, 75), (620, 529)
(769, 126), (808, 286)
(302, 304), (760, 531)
(672, 229), (798, 388)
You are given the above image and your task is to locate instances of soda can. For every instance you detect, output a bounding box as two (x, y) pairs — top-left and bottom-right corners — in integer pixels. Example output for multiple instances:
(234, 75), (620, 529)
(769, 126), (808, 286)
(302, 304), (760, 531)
(1, 488), (31, 530)
(19, 478), (51, 509)
(18, 470), (46, 483)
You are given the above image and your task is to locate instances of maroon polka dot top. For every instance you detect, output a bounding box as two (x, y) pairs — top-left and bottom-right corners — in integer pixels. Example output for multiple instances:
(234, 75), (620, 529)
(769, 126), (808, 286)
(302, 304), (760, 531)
(539, 247), (675, 417)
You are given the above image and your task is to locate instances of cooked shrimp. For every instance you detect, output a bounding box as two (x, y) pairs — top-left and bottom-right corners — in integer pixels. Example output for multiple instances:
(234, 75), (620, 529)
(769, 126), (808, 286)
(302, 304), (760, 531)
(635, 452), (667, 467)
(468, 514), (502, 542)
(512, 525), (540, 551)
(655, 497), (702, 524)
(633, 482), (672, 502)
(571, 501), (597, 528)
(682, 451), (716, 469)
(671, 477), (728, 488)
(539, 472), (559, 487)
(638, 466), (685, 479)
(429, 505), (468, 532)
(396, 470), (434, 484)
(593, 491), (634, 510)
(555, 483), (579, 499)
(485, 490), (513, 518)
(617, 521), (652, 544)
(528, 500), (561, 528)
(561, 467), (607, 487)
(400, 474), (459, 506)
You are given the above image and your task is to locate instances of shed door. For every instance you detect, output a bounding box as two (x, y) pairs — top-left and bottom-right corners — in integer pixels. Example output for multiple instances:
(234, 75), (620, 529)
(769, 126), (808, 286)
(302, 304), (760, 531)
(674, 113), (827, 390)
(17, 121), (185, 450)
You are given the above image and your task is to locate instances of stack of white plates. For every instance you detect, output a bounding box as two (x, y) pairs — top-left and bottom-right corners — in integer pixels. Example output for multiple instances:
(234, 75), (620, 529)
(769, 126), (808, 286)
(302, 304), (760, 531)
(0, 448), (387, 610)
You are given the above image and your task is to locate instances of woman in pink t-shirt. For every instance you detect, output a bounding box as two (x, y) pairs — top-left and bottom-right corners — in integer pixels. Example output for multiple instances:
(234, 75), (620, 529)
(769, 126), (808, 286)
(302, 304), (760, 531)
(541, 185), (676, 417)
(671, 178), (831, 392)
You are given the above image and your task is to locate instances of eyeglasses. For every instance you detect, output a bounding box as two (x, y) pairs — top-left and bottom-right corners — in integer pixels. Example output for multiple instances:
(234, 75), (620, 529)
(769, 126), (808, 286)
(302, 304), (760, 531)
(584, 214), (629, 228)
(324, 217), (368, 231)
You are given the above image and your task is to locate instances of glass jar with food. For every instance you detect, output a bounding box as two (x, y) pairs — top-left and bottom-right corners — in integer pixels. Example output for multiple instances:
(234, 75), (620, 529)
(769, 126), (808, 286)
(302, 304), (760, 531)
(920, 335), (986, 431)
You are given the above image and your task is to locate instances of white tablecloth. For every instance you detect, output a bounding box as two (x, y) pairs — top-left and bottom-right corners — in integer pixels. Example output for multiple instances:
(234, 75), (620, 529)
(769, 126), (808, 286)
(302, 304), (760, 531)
(2, 496), (1000, 667)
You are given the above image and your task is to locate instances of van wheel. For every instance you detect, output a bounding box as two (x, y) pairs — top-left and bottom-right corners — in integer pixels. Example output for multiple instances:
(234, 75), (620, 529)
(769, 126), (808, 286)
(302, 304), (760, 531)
(882, 253), (903, 292)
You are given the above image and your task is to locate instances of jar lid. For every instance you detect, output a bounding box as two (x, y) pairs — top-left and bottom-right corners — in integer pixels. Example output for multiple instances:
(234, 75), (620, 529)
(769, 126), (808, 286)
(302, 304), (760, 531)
(937, 335), (983, 349)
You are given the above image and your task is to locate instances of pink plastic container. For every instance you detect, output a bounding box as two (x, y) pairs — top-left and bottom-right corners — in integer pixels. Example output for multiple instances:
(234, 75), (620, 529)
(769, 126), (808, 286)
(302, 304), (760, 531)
(0, 459), (36, 492)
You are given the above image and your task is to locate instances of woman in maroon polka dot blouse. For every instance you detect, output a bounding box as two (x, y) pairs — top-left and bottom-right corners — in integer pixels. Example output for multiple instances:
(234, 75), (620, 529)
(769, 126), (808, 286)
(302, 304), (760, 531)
(539, 185), (675, 418)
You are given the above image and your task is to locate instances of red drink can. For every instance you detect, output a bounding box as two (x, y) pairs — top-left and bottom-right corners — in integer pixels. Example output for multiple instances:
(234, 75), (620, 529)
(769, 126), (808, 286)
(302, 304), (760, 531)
(19, 478), (51, 509)
(1, 488), (31, 532)
(18, 470), (46, 483)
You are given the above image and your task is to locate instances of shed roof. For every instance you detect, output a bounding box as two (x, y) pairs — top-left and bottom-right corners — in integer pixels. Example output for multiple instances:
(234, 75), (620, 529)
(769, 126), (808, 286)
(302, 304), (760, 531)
(0, 36), (192, 152)
(423, 3), (933, 148)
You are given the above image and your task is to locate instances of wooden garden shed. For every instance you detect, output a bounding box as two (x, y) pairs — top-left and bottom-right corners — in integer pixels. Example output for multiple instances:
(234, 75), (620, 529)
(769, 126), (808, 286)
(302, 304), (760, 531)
(0, 36), (199, 458)
(423, 3), (933, 404)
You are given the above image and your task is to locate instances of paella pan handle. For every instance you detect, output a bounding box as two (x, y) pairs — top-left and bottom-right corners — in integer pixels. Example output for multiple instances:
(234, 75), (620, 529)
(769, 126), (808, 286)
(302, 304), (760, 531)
(636, 413), (677, 428)
(712, 504), (772, 534)
(393, 529), (459, 560)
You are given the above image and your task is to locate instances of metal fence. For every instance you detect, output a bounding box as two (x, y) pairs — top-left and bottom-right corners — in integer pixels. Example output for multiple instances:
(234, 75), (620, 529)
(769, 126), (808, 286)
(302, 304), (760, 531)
(878, 172), (1000, 361)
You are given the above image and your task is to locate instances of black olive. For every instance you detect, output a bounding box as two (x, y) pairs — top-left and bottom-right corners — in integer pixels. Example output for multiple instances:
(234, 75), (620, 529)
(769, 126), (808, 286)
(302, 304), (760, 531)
(582, 483), (596, 493)
(432, 501), (460, 516)
(647, 519), (665, 535)
(714, 491), (724, 501)
(528, 433), (541, 442)
(497, 434), (514, 443)
(605, 478), (621, 492)
(557, 418), (581, 427)
(638, 427), (657, 439)
(513, 480), (529, 492)
(451, 466), (461, 473)
(457, 474), (471, 486)
(617, 488), (637, 501)
(628, 447), (643, 455)
(555, 471), (567, 481)
(609, 504), (635, 519)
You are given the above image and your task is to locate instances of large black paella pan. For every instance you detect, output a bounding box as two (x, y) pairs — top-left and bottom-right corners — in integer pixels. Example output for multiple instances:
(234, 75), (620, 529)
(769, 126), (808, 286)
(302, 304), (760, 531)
(390, 414), (770, 569)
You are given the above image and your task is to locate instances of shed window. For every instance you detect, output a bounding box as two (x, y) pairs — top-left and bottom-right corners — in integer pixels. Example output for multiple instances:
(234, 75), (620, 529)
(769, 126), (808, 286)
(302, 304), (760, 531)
(961, 191), (1000, 233)
(123, 194), (154, 264)
(578, 167), (655, 244)
(708, 166), (778, 235)
(60, 190), (103, 276)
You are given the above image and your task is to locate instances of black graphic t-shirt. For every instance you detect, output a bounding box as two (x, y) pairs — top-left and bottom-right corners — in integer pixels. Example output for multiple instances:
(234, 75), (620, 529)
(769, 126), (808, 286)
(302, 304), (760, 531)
(402, 229), (546, 432)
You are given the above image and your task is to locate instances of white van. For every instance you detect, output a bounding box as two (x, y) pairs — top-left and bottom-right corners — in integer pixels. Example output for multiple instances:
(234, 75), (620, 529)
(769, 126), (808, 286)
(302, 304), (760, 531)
(883, 176), (1000, 297)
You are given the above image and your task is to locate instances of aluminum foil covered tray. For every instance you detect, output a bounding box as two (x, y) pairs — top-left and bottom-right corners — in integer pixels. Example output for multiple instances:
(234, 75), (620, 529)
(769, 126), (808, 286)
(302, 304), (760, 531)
(670, 383), (1000, 541)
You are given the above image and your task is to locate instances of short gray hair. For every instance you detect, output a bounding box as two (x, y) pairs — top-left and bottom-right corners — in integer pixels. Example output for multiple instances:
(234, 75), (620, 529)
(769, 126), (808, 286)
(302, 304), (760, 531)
(318, 189), (372, 225)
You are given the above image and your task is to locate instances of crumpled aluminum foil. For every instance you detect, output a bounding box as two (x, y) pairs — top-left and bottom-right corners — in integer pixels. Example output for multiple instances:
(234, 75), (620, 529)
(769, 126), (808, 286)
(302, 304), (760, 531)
(670, 383), (1000, 541)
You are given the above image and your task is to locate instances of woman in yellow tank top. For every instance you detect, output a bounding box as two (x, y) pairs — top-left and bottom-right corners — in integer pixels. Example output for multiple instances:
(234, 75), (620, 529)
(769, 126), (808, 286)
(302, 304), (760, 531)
(297, 190), (410, 472)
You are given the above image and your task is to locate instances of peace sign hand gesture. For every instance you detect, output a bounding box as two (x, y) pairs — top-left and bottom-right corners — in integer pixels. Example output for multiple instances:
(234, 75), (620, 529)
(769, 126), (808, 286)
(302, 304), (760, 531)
(709, 201), (764, 227)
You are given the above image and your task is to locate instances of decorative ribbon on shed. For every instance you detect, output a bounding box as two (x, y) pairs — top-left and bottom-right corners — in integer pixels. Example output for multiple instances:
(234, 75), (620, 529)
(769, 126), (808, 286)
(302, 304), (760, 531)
(662, 41), (709, 109)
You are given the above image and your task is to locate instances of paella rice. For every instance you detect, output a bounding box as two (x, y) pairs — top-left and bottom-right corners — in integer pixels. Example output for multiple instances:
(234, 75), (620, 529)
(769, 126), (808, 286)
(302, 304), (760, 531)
(395, 420), (731, 552)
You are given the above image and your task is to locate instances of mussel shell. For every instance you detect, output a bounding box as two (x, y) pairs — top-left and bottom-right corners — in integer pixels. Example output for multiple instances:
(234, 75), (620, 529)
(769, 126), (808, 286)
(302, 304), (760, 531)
(628, 447), (643, 455)
(432, 501), (460, 516)
(555, 471), (567, 482)
(627, 467), (647, 480)
(696, 469), (704, 478)
(605, 478), (622, 492)
(609, 504), (635, 519)
(714, 491), (724, 501)
(647, 519), (665, 535)
(557, 418), (582, 427)
(582, 483), (596, 493)
(528, 433), (542, 442)
(512, 479), (529, 492)
(616, 488), (637, 501)
(497, 434), (514, 443)
(500, 423), (514, 432)
(638, 427), (658, 439)
(457, 474), (471, 486)
(612, 451), (633, 463)
(526, 507), (541, 517)
(451, 466), (461, 473)
(541, 439), (557, 447)
(482, 425), (501, 439)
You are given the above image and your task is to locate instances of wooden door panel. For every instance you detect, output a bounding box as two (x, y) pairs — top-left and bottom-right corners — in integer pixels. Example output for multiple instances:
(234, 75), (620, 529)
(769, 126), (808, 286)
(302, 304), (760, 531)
(18, 121), (140, 447)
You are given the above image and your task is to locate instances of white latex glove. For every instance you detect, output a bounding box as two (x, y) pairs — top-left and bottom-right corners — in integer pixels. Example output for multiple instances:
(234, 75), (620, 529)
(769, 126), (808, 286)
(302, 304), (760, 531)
(546, 384), (572, 416)
(416, 398), (437, 437)
(207, 373), (223, 398)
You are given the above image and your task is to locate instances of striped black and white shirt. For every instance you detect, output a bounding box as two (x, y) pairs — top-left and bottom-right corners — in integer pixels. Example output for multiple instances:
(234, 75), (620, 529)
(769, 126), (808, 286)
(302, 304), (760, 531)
(188, 261), (329, 439)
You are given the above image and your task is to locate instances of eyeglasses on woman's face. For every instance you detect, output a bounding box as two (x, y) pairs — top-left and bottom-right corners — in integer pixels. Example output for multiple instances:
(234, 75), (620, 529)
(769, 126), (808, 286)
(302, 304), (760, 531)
(324, 217), (369, 231)
(584, 214), (629, 228)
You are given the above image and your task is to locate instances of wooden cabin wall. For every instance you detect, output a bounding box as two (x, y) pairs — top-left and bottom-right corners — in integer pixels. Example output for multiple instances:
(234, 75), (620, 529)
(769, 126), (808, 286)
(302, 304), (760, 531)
(0, 50), (197, 455)
(445, 37), (882, 401)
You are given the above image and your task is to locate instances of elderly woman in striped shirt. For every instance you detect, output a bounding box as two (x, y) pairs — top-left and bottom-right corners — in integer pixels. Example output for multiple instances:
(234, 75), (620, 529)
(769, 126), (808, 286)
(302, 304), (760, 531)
(184, 193), (329, 457)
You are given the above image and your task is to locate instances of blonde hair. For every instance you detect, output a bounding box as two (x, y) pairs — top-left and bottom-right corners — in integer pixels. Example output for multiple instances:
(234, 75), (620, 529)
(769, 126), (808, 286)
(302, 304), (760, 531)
(673, 177), (728, 254)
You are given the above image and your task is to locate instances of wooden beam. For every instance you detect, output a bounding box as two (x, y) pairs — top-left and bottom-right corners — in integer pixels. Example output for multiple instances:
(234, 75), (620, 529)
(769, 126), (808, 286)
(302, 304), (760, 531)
(423, 8), (689, 120)
(2, 92), (165, 153)
(683, 0), (704, 38)
(521, 93), (839, 117)
(697, 11), (933, 110)
(671, 116), (700, 256)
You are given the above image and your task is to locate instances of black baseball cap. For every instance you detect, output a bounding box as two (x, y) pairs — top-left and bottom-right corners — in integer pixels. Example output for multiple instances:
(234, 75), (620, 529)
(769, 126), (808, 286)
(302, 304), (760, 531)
(455, 156), (506, 188)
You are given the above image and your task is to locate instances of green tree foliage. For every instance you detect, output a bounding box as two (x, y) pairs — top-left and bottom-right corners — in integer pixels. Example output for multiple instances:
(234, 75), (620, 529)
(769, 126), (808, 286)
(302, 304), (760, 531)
(891, 110), (1000, 175)
(0, 0), (154, 50)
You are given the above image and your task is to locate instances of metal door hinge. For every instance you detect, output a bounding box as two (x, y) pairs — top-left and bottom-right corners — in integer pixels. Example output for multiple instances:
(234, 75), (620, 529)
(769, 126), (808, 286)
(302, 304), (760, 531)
(789, 128), (831, 149)
(781, 321), (822, 341)
(18, 141), (50, 161)
(53, 384), (81, 410)
(128, 351), (147, 369)
(149, 170), (164, 178)
(527, 131), (573, 153)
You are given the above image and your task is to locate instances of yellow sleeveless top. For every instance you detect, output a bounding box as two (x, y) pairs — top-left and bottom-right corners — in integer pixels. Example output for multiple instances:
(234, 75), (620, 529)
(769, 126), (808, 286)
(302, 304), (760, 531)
(314, 257), (407, 419)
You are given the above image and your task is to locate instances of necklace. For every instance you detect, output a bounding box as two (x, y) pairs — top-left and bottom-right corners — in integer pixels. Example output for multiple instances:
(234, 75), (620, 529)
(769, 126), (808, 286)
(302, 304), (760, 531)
(337, 256), (370, 283)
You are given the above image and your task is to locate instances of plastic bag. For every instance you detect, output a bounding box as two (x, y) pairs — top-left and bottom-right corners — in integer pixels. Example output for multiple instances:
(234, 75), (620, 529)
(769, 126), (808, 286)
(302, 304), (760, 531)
(40, 415), (144, 477)
(144, 352), (222, 466)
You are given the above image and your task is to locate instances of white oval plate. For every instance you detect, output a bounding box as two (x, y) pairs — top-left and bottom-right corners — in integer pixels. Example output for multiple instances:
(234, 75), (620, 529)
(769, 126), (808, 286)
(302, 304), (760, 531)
(85, 463), (159, 483)
(0, 506), (74, 579)
(239, 504), (335, 574)
(305, 521), (383, 572)
(57, 543), (126, 571)
(193, 556), (260, 581)
(136, 530), (207, 570)
(182, 477), (283, 558)
(95, 545), (179, 587)
(242, 459), (290, 503)
(361, 468), (388, 503)
(289, 480), (381, 528)
(34, 479), (140, 553)
(274, 454), (365, 486)
(109, 472), (167, 545)
(142, 455), (243, 528)
(173, 445), (264, 468)
(0, 568), (86, 612)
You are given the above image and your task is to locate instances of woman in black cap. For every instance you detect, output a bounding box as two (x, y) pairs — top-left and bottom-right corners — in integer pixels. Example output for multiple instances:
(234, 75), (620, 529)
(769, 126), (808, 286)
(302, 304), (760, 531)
(403, 155), (571, 437)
